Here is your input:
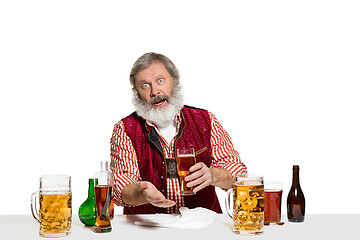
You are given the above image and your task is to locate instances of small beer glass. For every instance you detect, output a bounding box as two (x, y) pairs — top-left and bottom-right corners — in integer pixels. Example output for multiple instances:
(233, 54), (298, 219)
(264, 180), (283, 225)
(176, 148), (196, 196)
(225, 174), (264, 235)
(30, 175), (72, 238)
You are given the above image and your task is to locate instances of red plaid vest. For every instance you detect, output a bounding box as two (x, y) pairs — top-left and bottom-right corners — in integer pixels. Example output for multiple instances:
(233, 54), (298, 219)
(122, 106), (221, 214)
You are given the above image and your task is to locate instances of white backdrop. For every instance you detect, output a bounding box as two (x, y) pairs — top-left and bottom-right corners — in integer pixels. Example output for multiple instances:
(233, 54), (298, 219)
(1, 0), (359, 215)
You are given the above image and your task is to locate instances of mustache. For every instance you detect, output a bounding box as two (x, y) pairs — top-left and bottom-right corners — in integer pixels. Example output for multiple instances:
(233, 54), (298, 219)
(149, 95), (169, 105)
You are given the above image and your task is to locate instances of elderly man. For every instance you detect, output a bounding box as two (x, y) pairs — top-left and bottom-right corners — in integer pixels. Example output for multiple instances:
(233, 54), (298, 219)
(110, 52), (247, 214)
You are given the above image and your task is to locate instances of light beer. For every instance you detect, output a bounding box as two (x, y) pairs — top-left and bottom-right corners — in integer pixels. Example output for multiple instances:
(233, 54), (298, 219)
(39, 192), (72, 237)
(94, 185), (112, 232)
(176, 155), (196, 195)
(232, 181), (264, 234)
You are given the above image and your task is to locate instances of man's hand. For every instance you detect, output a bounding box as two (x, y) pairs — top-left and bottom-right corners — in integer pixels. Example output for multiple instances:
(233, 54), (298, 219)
(185, 163), (233, 193)
(139, 181), (176, 208)
(185, 162), (213, 193)
(122, 181), (175, 208)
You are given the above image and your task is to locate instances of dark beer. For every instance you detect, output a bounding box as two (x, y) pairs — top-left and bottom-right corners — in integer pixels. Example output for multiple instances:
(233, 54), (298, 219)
(176, 155), (196, 195)
(264, 190), (282, 223)
(110, 195), (114, 220)
(94, 185), (112, 232)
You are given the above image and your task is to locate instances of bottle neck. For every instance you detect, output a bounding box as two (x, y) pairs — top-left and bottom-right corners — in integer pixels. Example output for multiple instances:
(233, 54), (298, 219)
(98, 161), (114, 186)
(88, 179), (95, 197)
(100, 161), (109, 171)
(292, 169), (300, 188)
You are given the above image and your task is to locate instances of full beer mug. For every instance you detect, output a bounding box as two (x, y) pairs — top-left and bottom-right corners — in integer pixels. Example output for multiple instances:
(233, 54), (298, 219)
(225, 174), (264, 235)
(31, 175), (72, 238)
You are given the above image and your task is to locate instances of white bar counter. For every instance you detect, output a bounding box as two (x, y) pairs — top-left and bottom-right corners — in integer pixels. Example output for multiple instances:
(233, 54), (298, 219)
(1, 214), (358, 240)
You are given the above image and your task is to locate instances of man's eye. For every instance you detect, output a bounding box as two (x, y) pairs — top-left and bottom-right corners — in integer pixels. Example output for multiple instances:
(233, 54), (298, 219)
(158, 78), (164, 83)
(142, 83), (150, 88)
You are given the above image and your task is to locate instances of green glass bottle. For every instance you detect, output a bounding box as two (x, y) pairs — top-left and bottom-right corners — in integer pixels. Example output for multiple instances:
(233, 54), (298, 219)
(78, 178), (97, 226)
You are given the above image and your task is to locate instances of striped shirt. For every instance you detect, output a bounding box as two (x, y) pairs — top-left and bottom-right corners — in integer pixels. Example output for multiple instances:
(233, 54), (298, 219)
(110, 110), (247, 214)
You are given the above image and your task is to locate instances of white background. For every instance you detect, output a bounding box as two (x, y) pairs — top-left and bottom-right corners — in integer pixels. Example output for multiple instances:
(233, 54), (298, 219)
(1, 0), (359, 215)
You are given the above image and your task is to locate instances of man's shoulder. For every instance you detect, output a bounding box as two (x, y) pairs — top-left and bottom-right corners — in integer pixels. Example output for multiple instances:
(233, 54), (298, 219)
(183, 105), (208, 112)
(120, 112), (146, 127)
(121, 111), (138, 121)
(112, 112), (143, 130)
(182, 105), (211, 123)
(183, 106), (217, 120)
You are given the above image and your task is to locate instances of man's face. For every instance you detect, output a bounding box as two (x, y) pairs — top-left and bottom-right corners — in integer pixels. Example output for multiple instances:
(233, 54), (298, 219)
(134, 61), (175, 109)
(132, 60), (183, 128)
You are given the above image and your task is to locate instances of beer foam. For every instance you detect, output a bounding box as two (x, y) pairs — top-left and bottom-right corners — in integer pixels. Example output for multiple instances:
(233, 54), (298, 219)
(236, 181), (263, 186)
(41, 190), (71, 195)
(264, 189), (283, 192)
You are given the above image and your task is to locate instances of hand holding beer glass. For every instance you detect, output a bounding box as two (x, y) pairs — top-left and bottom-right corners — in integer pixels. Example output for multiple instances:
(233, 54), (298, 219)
(30, 175), (72, 238)
(225, 174), (264, 236)
(176, 148), (196, 196)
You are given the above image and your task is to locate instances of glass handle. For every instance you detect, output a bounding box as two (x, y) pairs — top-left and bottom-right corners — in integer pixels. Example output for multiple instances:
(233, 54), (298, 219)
(30, 191), (40, 223)
(225, 188), (233, 219)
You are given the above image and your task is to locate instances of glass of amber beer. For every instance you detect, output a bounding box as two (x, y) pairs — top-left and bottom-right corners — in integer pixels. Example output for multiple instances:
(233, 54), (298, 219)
(225, 174), (264, 235)
(264, 180), (283, 225)
(176, 148), (196, 196)
(94, 167), (113, 233)
(31, 175), (72, 238)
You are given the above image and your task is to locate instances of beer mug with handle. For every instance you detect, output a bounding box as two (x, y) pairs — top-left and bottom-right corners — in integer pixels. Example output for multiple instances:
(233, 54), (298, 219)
(225, 174), (264, 235)
(31, 175), (72, 238)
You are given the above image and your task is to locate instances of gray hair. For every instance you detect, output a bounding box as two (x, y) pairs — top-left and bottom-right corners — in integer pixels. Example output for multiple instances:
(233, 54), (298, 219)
(129, 52), (180, 88)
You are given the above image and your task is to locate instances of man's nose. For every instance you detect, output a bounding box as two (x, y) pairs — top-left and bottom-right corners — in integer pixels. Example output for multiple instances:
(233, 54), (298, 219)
(150, 86), (161, 97)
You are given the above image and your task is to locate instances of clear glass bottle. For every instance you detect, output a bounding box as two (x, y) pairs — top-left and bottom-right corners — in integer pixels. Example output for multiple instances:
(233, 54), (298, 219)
(100, 161), (114, 220)
(94, 161), (114, 233)
(287, 165), (306, 222)
(78, 178), (97, 226)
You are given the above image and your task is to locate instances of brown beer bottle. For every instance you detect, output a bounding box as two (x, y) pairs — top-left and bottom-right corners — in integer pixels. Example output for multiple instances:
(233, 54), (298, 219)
(287, 165), (305, 222)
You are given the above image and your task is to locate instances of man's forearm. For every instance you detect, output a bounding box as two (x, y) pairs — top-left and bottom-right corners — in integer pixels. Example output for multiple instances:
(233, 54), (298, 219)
(210, 167), (233, 189)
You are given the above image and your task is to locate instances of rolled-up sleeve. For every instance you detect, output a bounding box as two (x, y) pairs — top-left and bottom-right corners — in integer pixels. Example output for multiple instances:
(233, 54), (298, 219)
(209, 112), (247, 177)
(110, 120), (141, 206)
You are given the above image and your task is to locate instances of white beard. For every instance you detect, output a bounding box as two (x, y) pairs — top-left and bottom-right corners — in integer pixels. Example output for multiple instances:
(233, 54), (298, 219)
(132, 85), (184, 128)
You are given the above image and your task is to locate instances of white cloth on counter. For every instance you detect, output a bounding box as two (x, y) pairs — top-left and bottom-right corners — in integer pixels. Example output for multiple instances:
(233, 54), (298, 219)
(134, 207), (218, 229)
